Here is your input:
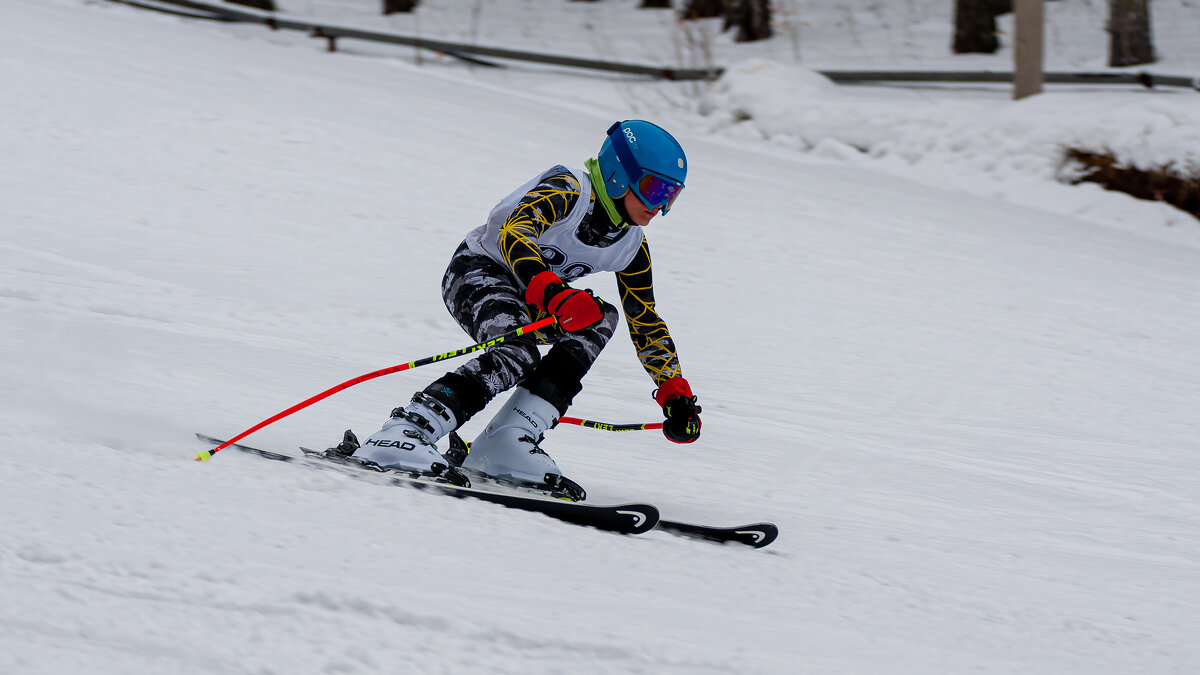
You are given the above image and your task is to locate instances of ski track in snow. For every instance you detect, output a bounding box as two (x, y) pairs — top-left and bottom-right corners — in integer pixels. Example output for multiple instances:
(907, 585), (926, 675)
(3, 1), (1199, 673)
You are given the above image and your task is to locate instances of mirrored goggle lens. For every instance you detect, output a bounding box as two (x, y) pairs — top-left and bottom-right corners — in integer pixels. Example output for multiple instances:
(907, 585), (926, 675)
(636, 173), (683, 211)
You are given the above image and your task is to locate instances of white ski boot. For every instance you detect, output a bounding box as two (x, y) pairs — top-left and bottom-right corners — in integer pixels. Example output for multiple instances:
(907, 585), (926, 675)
(460, 386), (565, 487)
(354, 392), (457, 474)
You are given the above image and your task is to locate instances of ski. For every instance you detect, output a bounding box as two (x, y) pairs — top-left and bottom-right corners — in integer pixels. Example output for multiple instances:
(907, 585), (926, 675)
(657, 519), (778, 549)
(195, 433), (657, 535)
(197, 433), (296, 463)
(196, 433), (778, 547)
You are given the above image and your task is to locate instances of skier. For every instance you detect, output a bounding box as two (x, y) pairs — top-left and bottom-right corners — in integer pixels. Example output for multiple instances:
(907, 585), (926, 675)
(340, 120), (702, 491)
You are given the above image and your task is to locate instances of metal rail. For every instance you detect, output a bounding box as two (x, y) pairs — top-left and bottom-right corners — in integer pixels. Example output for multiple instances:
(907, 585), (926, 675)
(822, 69), (1199, 90)
(104, 0), (231, 21)
(104, 0), (1199, 91)
(112, 0), (719, 80)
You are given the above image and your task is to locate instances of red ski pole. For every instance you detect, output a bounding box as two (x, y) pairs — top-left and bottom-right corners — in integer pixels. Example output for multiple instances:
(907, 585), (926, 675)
(559, 417), (663, 431)
(196, 316), (557, 461)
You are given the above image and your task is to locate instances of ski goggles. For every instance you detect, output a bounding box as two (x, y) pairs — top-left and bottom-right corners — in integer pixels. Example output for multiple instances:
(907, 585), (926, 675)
(633, 171), (684, 213)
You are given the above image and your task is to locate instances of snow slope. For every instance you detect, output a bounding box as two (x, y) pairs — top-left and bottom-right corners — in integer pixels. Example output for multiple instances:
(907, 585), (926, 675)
(2, 1), (1199, 673)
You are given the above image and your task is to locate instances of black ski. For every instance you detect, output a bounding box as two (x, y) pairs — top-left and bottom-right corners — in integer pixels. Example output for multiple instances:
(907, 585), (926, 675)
(657, 519), (779, 548)
(196, 433), (657, 535)
(197, 433), (296, 462)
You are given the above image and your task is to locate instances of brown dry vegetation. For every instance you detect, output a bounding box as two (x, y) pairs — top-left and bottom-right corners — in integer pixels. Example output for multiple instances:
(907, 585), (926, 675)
(1063, 148), (1200, 221)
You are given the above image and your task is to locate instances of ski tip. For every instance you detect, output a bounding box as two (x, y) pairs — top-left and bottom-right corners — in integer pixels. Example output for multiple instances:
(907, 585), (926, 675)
(656, 520), (779, 548)
(733, 523), (779, 548)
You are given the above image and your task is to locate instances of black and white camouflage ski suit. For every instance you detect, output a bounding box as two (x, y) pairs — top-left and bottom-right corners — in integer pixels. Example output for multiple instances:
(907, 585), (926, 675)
(439, 164), (683, 402)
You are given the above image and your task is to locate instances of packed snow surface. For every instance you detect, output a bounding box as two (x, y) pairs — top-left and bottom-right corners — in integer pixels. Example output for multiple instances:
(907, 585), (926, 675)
(2, 1), (1199, 673)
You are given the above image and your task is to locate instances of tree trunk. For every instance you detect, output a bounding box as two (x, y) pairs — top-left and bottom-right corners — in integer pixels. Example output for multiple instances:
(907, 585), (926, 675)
(985, 0), (1013, 14)
(682, 0), (725, 20)
(730, 0), (771, 42)
(1108, 0), (1155, 66)
(680, 0), (769, 42)
(382, 0), (419, 14)
(953, 0), (999, 54)
(227, 0), (275, 10)
(1013, 0), (1044, 99)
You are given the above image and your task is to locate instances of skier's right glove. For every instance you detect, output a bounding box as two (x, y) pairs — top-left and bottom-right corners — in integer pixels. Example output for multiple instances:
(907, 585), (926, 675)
(525, 270), (603, 332)
(655, 376), (702, 444)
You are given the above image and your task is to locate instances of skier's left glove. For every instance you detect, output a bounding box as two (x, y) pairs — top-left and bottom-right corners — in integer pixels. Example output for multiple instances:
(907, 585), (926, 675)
(655, 376), (702, 444)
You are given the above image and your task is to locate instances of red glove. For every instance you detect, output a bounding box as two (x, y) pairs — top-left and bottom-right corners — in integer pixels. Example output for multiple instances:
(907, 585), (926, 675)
(655, 376), (702, 444)
(525, 270), (603, 332)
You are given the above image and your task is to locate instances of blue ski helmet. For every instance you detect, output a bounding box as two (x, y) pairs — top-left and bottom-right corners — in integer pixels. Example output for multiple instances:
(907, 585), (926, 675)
(597, 120), (686, 215)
